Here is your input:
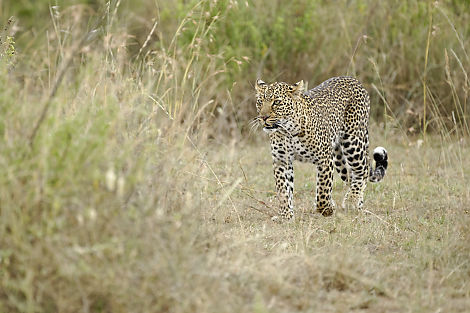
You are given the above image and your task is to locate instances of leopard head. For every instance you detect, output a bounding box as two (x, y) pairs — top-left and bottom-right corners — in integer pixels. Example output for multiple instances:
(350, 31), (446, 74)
(254, 79), (304, 133)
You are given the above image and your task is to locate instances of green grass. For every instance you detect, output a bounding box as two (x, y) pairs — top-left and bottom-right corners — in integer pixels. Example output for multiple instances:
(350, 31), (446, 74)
(3, 0), (470, 133)
(1, 0), (470, 312)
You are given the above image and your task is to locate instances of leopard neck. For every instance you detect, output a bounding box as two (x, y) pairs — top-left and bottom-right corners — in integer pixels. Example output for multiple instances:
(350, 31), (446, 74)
(291, 95), (308, 132)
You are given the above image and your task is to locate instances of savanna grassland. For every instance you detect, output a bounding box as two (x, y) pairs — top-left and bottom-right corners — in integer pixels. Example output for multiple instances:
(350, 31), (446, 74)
(1, 0), (470, 312)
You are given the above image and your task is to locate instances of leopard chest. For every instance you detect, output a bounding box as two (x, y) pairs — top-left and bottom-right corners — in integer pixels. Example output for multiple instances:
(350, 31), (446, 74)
(291, 134), (320, 164)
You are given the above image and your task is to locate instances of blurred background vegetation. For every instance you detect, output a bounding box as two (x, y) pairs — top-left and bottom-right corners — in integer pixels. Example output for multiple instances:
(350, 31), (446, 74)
(2, 0), (470, 135)
(1, 0), (469, 312)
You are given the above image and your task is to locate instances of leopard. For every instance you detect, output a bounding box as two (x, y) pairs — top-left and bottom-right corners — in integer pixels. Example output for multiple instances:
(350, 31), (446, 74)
(254, 76), (388, 220)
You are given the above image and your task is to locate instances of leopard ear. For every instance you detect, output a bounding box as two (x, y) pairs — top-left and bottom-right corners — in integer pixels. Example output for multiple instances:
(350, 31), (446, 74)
(290, 80), (304, 95)
(255, 79), (267, 92)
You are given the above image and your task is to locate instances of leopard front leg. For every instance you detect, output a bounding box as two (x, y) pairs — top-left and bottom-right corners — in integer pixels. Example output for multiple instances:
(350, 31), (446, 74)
(270, 137), (294, 220)
(272, 158), (294, 220)
(316, 159), (335, 216)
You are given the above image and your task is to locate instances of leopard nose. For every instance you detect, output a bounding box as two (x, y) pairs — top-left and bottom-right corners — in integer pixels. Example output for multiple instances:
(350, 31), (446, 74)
(261, 115), (269, 122)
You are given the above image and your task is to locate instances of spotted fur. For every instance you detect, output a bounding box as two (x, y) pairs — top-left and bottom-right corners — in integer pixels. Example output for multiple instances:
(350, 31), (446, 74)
(254, 76), (388, 220)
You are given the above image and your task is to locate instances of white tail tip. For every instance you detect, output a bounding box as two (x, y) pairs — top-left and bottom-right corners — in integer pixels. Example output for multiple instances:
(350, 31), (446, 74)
(373, 146), (387, 158)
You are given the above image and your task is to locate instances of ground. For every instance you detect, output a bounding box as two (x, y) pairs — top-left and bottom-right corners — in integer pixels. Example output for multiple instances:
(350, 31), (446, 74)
(188, 129), (470, 312)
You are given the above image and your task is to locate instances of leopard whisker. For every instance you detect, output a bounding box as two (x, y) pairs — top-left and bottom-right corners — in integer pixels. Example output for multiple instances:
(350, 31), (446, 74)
(249, 118), (261, 134)
(249, 123), (256, 134)
(250, 117), (262, 125)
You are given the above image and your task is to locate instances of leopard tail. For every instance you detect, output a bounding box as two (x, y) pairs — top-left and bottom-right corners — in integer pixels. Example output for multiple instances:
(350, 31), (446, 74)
(369, 146), (388, 182)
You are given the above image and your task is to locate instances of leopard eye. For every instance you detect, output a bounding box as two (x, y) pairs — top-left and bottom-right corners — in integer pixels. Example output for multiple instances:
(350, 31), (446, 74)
(272, 100), (282, 106)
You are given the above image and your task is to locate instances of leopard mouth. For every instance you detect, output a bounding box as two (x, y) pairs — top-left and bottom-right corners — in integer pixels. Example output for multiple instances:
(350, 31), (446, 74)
(262, 123), (279, 132)
(253, 116), (280, 132)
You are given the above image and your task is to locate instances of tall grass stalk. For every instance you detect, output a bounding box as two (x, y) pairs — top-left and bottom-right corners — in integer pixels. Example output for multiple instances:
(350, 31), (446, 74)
(422, 2), (434, 139)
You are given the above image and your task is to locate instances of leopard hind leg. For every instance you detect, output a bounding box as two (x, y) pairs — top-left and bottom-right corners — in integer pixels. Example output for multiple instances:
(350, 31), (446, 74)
(341, 133), (369, 210)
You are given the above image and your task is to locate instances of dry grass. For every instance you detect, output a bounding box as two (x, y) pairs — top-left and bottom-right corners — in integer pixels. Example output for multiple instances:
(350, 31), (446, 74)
(189, 130), (470, 313)
(5, 121), (470, 312)
(1, 1), (470, 312)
